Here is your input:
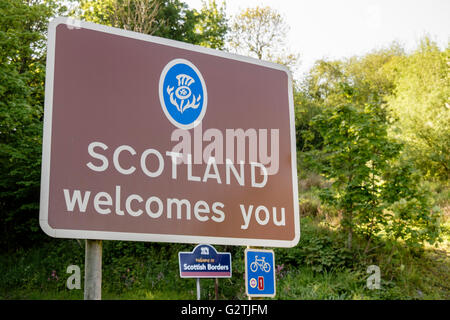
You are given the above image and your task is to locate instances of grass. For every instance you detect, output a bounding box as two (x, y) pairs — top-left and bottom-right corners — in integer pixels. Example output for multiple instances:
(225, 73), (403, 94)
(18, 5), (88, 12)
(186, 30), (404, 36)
(0, 179), (448, 300)
(0, 214), (448, 300)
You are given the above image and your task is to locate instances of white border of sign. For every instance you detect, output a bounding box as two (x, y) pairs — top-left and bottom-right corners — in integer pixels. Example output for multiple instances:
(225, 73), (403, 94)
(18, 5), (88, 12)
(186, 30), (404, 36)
(245, 248), (276, 298)
(39, 17), (300, 248)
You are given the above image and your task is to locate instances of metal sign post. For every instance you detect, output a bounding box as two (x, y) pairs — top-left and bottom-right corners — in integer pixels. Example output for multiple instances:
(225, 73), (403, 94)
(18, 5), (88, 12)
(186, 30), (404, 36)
(215, 278), (219, 300)
(84, 239), (102, 300)
(196, 278), (201, 300)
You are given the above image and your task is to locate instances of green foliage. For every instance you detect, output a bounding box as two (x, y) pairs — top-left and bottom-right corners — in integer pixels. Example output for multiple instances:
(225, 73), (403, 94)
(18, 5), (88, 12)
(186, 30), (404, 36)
(151, 0), (202, 43)
(1, 214), (448, 300)
(276, 217), (354, 273)
(294, 90), (323, 152)
(0, 239), (84, 295)
(386, 38), (450, 179)
(299, 196), (321, 217)
(305, 85), (401, 247)
(381, 160), (442, 246)
(300, 50), (442, 249)
(195, 0), (227, 50)
(291, 37), (448, 299)
(0, 0), (65, 248)
(74, 0), (116, 26)
(286, 235), (353, 273)
(277, 267), (366, 300)
(295, 46), (402, 154)
(75, 0), (228, 46)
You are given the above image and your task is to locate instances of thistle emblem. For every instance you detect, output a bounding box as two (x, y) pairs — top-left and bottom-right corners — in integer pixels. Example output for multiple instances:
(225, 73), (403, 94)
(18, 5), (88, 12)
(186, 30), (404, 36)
(167, 74), (202, 114)
(159, 59), (207, 129)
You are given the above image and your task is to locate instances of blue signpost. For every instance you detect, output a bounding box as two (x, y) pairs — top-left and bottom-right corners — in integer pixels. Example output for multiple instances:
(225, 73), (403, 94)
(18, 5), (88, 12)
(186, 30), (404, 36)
(179, 244), (232, 278)
(245, 248), (276, 298)
(179, 244), (232, 300)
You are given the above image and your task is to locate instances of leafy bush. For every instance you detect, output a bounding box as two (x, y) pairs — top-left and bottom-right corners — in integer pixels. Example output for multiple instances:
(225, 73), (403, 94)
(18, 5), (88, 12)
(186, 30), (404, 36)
(297, 236), (353, 272)
(299, 197), (321, 217)
(277, 217), (354, 273)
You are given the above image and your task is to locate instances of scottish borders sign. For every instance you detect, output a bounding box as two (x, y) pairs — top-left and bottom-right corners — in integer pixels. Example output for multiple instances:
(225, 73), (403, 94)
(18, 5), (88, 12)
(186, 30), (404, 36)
(39, 17), (300, 247)
(179, 244), (231, 278)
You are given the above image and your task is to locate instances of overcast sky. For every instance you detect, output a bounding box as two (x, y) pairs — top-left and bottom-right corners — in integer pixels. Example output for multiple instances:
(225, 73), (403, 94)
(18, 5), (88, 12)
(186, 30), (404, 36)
(185, 0), (450, 80)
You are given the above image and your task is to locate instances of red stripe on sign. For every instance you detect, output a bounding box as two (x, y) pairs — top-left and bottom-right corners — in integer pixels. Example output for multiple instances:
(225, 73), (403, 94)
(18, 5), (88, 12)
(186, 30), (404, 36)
(180, 271), (231, 278)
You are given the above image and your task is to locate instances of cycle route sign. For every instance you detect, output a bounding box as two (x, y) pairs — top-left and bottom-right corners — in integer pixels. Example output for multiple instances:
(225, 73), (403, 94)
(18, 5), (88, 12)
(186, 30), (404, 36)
(245, 248), (276, 297)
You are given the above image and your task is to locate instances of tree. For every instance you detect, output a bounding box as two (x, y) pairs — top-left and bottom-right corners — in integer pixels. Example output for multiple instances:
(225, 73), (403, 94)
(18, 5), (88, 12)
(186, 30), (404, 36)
(307, 84), (402, 249)
(301, 47), (442, 250)
(0, 0), (66, 248)
(306, 82), (441, 250)
(297, 45), (403, 153)
(195, 0), (227, 50)
(227, 6), (298, 69)
(301, 45), (403, 111)
(386, 38), (450, 180)
(110, 0), (160, 34)
(75, 0), (228, 46)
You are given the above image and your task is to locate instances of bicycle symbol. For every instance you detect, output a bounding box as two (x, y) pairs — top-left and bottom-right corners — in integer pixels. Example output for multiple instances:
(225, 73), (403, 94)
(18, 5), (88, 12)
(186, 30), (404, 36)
(250, 255), (271, 273)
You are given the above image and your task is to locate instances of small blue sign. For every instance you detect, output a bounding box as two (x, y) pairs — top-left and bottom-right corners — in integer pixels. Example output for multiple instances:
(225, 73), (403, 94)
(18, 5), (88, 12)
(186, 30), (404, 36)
(245, 249), (276, 297)
(179, 244), (231, 278)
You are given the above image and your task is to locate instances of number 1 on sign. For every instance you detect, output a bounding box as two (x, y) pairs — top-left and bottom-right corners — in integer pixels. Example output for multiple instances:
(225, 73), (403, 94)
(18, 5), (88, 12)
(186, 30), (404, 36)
(258, 276), (264, 290)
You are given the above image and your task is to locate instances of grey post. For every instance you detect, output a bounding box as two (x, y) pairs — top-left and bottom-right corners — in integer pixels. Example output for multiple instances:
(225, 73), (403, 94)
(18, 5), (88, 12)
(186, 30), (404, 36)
(215, 278), (219, 300)
(84, 239), (102, 300)
(196, 278), (201, 300)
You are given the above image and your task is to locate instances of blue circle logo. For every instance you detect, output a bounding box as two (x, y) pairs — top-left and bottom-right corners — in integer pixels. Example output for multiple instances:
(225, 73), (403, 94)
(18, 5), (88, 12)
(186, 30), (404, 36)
(159, 59), (207, 129)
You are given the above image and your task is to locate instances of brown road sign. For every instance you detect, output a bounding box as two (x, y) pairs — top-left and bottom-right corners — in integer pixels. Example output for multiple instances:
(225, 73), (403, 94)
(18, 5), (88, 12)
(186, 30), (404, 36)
(39, 17), (300, 247)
